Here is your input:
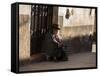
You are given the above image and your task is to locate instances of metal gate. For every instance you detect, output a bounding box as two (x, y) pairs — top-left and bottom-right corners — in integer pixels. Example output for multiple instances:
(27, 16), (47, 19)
(30, 5), (53, 55)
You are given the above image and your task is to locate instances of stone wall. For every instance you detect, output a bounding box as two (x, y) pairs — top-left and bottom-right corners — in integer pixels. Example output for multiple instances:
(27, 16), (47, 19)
(60, 25), (94, 39)
(59, 25), (95, 54)
(19, 5), (31, 61)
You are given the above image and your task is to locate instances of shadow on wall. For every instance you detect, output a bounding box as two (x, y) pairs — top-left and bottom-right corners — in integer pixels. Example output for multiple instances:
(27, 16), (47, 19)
(63, 35), (95, 54)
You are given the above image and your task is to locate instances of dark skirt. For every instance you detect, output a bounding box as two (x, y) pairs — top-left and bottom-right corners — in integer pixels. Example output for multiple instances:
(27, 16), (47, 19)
(49, 47), (68, 61)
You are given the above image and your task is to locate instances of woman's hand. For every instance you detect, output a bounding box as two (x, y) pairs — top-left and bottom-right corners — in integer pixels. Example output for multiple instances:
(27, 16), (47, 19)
(58, 42), (63, 47)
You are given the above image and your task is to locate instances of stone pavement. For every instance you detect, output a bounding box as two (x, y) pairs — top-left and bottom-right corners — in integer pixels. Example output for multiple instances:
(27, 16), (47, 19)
(19, 52), (96, 72)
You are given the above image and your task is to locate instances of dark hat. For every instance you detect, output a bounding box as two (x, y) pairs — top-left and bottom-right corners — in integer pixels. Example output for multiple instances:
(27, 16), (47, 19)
(52, 24), (60, 30)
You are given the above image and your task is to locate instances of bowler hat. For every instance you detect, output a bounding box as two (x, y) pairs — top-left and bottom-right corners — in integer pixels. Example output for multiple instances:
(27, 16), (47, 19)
(52, 24), (60, 30)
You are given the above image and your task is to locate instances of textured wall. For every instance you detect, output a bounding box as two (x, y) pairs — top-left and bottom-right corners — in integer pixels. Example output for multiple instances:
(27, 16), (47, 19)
(19, 5), (31, 60)
(60, 25), (94, 39)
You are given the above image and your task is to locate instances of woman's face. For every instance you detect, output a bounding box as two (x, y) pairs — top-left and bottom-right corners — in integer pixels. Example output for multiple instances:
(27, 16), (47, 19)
(53, 29), (58, 34)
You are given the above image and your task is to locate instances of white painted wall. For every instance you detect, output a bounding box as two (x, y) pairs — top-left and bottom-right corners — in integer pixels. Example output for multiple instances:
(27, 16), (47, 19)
(58, 7), (96, 39)
(58, 7), (95, 27)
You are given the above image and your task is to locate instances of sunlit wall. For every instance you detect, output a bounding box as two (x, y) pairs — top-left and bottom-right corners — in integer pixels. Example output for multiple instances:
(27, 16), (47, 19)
(58, 7), (96, 38)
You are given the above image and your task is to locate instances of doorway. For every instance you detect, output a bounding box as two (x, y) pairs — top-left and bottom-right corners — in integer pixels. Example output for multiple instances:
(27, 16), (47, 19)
(30, 5), (53, 56)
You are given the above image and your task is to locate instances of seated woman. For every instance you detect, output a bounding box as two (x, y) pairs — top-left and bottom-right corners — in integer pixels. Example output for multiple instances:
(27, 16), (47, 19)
(42, 24), (68, 62)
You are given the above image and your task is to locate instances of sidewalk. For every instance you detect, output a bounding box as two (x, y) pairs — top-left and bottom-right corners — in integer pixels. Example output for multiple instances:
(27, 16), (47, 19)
(19, 52), (96, 72)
